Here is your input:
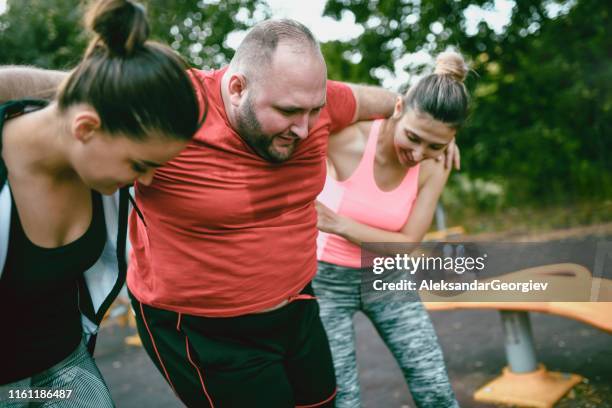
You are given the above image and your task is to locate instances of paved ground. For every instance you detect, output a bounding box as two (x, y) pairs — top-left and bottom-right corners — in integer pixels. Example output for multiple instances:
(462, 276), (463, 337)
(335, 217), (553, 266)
(95, 232), (612, 407)
(96, 307), (612, 408)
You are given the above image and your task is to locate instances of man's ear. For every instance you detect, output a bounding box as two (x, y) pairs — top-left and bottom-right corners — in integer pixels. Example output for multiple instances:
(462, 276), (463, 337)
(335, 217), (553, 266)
(71, 110), (101, 143)
(227, 73), (248, 107)
(391, 96), (404, 120)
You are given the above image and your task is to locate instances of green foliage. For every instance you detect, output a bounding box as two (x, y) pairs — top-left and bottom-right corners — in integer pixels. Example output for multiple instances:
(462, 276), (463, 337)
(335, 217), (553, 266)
(146, 0), (270, 68)
(1, 0), (609, 207)
(323, 0), (612, 205)
(0, 0), (87, 68)
(443, 173), (506, 212)
(0, 0), (269, 69)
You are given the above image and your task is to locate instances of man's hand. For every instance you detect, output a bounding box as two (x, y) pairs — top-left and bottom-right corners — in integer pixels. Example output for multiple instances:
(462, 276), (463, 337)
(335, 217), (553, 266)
(436, 138), (460, 170)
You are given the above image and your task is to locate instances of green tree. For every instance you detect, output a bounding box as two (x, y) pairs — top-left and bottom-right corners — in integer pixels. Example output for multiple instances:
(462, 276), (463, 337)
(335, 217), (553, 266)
(2, 0), (609, 204)
(0, 0), (87, 68)
(0, 0), (269, 69)
(146, 0), (270, 68)
(322, 0), (612, 204)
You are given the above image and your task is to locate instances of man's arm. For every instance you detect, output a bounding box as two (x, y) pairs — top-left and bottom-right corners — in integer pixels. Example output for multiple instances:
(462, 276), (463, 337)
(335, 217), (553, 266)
(0, 66), (69, 102)
(347, 83), (398, 123)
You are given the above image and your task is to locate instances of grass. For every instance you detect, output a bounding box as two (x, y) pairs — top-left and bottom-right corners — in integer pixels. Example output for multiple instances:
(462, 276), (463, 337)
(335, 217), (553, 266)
(441, 200), (612, 236)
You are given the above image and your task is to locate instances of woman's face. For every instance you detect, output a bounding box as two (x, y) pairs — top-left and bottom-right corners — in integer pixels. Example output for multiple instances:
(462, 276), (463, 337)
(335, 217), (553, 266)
(73, 129), (188, 195)
(392, 106), (456, 167)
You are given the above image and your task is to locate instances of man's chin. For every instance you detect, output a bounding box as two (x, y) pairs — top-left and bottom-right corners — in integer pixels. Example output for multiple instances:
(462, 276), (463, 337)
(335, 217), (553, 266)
(246, 135), (298, 163)
(266, 145), (296, 163)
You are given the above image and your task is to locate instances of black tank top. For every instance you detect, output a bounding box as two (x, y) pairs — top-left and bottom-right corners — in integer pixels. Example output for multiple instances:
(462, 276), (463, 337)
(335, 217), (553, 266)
(0, 101), (107, 384)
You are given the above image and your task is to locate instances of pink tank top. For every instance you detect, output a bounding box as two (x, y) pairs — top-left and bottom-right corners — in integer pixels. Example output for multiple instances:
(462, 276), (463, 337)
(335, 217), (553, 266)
(317, 119), (420, 267)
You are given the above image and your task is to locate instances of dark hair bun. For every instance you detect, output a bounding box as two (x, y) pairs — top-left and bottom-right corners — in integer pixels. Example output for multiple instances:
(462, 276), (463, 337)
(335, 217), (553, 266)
(86, 0), (149, 56)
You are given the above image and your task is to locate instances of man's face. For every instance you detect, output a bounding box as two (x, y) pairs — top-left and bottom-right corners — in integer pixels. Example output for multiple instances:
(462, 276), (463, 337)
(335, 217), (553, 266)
(235, 44), (327, 163)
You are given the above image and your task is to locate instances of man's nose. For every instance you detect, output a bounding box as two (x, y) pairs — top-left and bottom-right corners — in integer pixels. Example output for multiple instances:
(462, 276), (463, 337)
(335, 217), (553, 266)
(290, 113), (309, 140)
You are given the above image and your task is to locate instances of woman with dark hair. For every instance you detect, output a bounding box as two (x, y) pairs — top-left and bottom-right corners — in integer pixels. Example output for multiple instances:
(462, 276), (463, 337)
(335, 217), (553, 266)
(313, 51), (469, 407)
(0, 0), (204, 405)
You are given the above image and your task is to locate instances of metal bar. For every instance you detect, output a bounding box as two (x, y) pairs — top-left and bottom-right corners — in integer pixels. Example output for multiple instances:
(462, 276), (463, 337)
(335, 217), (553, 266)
(499, 310), (538, 373)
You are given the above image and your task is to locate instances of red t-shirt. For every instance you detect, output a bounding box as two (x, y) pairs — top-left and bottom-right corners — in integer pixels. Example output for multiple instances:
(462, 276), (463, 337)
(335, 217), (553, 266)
(127, 68), (356, 317)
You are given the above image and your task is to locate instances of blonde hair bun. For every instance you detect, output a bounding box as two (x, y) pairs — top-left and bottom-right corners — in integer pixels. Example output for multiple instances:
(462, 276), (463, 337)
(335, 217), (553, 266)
(434, 51), (468, 83)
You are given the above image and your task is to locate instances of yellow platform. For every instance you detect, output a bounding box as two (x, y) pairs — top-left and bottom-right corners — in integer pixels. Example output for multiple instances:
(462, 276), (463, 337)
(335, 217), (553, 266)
(421, 263), (611, 407)
(474, 364), (582, 408)
(422, 263), (612, 333)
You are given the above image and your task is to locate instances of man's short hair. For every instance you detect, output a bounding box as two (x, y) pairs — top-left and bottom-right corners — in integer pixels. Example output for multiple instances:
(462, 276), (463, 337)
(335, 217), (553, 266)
(230, 19), (322, 80)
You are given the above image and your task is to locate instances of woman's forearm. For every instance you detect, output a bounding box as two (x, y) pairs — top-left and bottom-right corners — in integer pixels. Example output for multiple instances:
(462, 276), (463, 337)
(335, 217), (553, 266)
(335, 216), (421, 246)
(0, 66), (68, 102)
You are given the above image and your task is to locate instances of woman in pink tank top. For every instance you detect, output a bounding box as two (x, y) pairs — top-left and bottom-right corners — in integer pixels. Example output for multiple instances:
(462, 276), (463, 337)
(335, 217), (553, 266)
(312, 51), (470, 408)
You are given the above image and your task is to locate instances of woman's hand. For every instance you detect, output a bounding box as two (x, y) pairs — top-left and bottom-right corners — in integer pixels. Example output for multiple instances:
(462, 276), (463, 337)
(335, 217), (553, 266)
(315, 201), (347, 235)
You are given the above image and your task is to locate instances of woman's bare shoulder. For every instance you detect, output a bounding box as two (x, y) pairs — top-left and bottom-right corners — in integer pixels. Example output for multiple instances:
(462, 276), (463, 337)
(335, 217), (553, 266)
(328, 120), (372, 155)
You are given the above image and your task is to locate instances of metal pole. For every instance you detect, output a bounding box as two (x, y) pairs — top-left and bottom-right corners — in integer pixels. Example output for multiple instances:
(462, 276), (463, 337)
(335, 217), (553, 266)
(435, 203), (446, 232)
(499, 311), (539, 373)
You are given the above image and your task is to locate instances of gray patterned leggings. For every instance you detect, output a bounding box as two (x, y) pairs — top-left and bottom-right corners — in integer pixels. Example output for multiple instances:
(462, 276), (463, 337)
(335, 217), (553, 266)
(0, 339), (114, 407)
(312, 261), (459, 408)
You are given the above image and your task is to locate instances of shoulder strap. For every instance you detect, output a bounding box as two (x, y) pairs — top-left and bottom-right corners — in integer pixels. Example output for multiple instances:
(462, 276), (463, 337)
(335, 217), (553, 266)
(347, 119), (383, 184)
(0, 158), (5, 188)
(0, 103), (10, 188)
(85, 187), (130, 355)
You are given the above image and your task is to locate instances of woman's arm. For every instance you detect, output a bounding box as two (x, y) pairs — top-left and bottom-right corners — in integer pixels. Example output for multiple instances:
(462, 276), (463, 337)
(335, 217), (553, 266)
(316, 158), (451, 245)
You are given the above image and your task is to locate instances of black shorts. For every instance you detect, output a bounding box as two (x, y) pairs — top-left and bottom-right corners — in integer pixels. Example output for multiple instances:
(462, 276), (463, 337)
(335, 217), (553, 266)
(129, 284), (336, 408)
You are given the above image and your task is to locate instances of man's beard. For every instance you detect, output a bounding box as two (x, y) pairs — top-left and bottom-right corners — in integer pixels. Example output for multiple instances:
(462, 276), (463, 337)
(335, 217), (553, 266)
(235, 96), (298, 163)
